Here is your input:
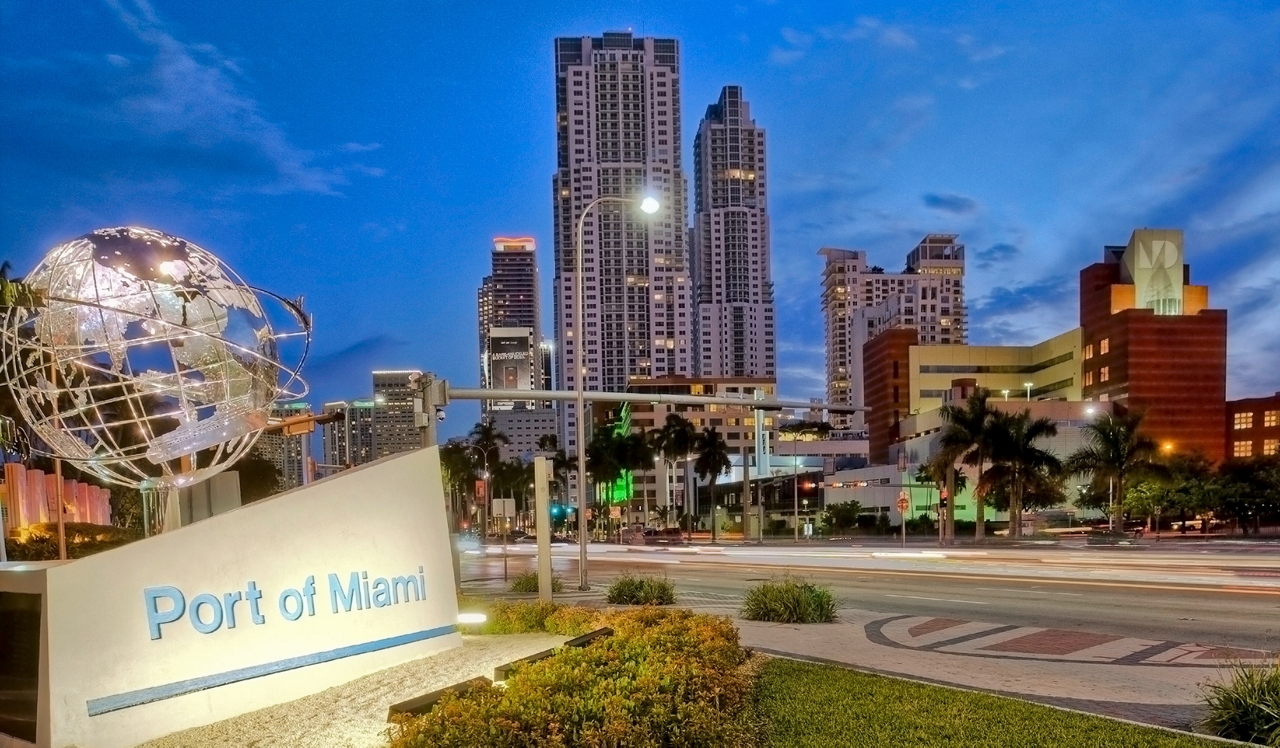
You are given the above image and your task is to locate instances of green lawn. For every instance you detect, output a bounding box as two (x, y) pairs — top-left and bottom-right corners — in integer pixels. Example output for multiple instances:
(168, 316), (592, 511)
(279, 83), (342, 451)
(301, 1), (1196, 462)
(756, 658), (1221, 747)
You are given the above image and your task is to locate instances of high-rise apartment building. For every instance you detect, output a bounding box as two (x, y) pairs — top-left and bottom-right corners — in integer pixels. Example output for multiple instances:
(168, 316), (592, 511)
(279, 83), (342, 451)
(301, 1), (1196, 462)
(552, 31), (692, 453)
(371, 371), (421, 458)
(321, 398), (375, 468)
(478, 238), (543, 411)
(252, 402), (311, 489)
(821, 235), (967, 427)
(691, 85), (775, 379)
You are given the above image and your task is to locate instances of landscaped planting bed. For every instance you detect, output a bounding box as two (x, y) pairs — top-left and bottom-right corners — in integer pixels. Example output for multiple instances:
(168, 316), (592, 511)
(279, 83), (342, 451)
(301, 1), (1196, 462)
(387, 607), (757, 747)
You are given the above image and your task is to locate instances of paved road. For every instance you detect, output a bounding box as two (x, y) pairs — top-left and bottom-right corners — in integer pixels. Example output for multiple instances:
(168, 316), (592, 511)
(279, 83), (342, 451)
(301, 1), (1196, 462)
(461, 541), (1280, 651)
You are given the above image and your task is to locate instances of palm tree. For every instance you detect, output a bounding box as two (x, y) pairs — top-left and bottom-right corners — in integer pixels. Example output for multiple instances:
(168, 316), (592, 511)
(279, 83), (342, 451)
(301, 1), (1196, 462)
(694, 426), (733, 542)
(470, 419), (510, 459)
(650, 413), (697, 528)
(1065, 409), (1160, 530)
(938, 388), (997, 540)
(982, 410), (1061, 538)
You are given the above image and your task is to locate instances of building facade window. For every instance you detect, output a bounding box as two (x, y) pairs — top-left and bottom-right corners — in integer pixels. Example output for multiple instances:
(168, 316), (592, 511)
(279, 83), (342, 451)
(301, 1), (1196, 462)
(1099, 338), (1110, 355)
(1265, 439), (1279, 457)
(1083, 344), (1093, 360)
(1234, 412), (1255, 430)
(1099, 366), (1110, 383)
(1266, 411), (1279, 428)
(1234, 441), (1254, 458)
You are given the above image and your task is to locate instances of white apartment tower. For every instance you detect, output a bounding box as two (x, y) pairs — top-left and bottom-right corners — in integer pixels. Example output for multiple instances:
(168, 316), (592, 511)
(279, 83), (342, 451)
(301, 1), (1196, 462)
(821, 234), (967, 427)
(321, 398), (375, 469)
(552, 32), (692, 452)
(371, 370), (422, 458)
(692, 85), (775, 378)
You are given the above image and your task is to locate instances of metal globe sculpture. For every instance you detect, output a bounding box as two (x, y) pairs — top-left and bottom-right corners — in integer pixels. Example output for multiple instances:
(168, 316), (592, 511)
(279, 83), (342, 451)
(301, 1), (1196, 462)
(0, 227), (309, 497)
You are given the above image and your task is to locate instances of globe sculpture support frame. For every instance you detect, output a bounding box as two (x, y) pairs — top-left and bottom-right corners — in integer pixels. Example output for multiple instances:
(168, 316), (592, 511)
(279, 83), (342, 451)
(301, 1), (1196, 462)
(0, 227), (310, 536)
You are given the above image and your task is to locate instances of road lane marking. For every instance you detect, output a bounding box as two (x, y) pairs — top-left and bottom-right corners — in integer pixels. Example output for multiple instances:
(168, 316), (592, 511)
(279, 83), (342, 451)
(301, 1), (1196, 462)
(885, 594), (989, 605)
(974, 587), (1083, 596)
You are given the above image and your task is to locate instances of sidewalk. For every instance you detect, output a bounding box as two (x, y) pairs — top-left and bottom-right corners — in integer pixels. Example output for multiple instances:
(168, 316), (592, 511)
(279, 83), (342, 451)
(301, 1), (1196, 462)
(678, 595), (1272, 732)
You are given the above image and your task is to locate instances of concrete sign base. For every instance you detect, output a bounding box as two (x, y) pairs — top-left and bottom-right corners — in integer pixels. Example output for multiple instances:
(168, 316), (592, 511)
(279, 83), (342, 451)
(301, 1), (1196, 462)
(0, 448), (461, 748)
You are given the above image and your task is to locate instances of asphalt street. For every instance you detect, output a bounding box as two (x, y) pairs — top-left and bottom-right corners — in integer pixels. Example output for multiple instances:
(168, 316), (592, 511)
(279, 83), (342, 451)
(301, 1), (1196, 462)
(460, 541), (1280, 651)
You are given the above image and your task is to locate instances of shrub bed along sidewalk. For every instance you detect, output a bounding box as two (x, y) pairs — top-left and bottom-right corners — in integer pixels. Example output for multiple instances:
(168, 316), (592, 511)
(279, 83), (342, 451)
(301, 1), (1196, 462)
(740, 577), (836, 623)
(386, 607), (756, 747)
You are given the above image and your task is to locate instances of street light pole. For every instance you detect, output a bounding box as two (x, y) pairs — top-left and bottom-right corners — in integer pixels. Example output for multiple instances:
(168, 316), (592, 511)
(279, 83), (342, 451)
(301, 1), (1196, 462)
(572, 194), (659, 591)
(1024, 382), (1033, 402)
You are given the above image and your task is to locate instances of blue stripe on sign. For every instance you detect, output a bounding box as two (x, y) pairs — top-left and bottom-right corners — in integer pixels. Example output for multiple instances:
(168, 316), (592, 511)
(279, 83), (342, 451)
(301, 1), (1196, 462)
(85, 624), (457, 717)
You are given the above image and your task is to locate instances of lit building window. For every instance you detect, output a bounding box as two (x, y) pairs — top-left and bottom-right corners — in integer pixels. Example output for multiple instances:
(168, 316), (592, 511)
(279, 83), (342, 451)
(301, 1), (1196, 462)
(1234, 441), (1254, 458)
(1099, 366), (1110, 383)
(1266, 411), (1279, 428)
(1083, 344), (1093, 360)
(1265, 439), (1279, 457)
(1234, 412), (1255, 430)
(1099, 338), (1110, 355)
(1084, 371), (1094, 386)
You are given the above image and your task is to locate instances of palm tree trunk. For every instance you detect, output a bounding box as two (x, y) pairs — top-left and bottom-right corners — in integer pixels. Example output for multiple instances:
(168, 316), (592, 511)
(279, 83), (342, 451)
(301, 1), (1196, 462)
(974, 458), (985, 541)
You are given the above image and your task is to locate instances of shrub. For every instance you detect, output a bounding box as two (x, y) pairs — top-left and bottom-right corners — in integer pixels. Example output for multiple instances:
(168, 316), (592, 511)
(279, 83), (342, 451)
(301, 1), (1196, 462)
(543, 605), (602, 637)
(740, 577), (837, 623)
(605, 574), (676, 605)
(386, 608), (756, 748)
(4, 522), (140, 560)
(1201, 659), (1280, 746)
(469, 600), (561, 634)
(508, 571), (564, 594)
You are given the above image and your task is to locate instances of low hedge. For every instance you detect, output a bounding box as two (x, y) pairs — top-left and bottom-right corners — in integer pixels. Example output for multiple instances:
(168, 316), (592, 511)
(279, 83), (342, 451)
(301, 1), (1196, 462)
(740, 577), (836, 624)
(4, 522), (140, 560)
(509, 571), (564, 594)
(387, 608), (757, 747)
(1201, 659), (1280, 746)
(458, 600), (603, 637)
(605, 574), (676, 605)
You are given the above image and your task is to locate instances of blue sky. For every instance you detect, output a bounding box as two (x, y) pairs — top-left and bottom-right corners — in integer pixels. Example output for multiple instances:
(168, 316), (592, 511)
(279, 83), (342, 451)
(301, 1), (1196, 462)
(2, 0), (1278, 440)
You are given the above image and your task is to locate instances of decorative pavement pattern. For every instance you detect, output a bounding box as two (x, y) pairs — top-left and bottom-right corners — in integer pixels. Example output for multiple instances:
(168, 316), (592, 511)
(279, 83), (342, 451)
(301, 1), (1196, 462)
(867, 614), (1275, 667)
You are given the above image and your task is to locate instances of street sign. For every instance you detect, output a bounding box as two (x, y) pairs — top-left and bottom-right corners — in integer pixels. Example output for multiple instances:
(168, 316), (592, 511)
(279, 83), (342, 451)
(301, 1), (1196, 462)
(896, 494), (909, 513)
(491, 498), (515, 518)
(609, 506), (622, 519)
(475, 479), (487, 500)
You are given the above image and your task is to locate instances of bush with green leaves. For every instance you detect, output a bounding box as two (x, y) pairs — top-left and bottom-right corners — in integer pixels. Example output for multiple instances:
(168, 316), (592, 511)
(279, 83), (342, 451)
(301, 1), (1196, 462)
(508, 571), (564, 594)
(604, 574), (676, 605)
(1201, 660), (1280, 746)
(386, 608), (756, 747)
(457, 599), (603, 637)
(740, 576), (836, 623)
(4, 522), (140, 560)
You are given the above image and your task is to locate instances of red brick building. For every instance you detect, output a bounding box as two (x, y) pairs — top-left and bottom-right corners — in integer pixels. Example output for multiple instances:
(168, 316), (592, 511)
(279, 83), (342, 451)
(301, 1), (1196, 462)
(1226, 393), (1280, 460)
(863, 327), (917, 464)
(1078, 230), (1227, 462)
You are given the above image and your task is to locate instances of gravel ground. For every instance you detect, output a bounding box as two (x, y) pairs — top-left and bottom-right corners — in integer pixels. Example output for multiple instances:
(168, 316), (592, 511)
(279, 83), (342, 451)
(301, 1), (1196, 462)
(139, 633), (565, 748)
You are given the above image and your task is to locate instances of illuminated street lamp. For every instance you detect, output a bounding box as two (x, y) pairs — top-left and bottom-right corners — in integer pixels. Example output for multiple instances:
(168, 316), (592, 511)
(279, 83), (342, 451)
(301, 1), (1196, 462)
(1024, 382), (1034, 401)
(572, 194), (660, 590)
(1002, 389), (1010, 401)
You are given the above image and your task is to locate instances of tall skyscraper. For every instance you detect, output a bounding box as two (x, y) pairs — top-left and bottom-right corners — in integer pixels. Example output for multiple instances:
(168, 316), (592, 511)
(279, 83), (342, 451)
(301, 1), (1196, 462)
(252, 402), (311, 489)
(321, 398), (375, 468)
(821, 235), (967, 428)
(372, 371), (421, 458)
(552, 31), (692, 453)
(478, 237), (542, 412)
(691, 85), (774, 378)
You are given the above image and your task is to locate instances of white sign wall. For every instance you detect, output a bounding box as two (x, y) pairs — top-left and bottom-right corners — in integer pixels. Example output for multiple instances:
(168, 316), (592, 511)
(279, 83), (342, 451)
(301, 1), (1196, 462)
(7, 447), (460, 748)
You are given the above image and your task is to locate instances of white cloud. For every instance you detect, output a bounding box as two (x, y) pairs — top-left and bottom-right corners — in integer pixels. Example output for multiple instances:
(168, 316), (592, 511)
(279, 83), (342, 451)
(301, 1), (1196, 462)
(339, 142), (382, 153)
(102, 0), (344, 195)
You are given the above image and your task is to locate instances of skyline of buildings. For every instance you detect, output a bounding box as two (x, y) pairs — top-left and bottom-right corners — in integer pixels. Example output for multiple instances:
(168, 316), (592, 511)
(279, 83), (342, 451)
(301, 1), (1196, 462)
(477, 237), (544, 412)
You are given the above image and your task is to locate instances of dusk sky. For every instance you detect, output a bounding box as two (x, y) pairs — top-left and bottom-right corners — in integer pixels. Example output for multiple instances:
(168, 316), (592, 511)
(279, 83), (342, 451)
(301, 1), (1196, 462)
(2, 0), (1278, 439)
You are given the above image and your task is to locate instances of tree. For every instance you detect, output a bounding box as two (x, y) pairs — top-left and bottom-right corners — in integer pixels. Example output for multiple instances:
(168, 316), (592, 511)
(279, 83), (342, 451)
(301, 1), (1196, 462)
(822, 500), (863, 534)
(982, 410), (1061, 538)
(1216, 456), (1280, 535)
(649, 413), (697, 528)
(1065, 409), (1162, 528)
(938, 388), (997, 539)
(232, 452), (281, 503)
(469, 419), (510, 460)
(693, 427), (732, 542)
